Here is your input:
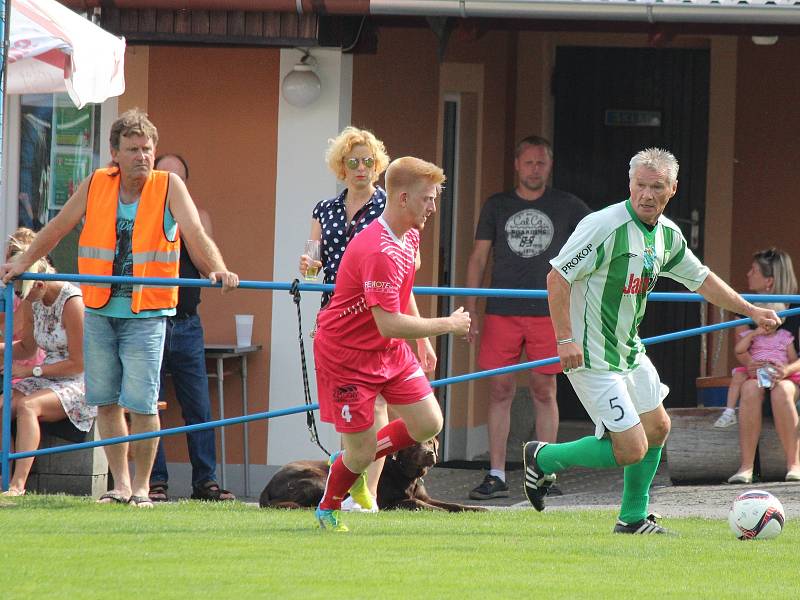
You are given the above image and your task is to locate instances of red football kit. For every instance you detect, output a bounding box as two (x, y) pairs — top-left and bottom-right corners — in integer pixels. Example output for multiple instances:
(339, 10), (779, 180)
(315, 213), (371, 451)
(314, 217), (432, 432)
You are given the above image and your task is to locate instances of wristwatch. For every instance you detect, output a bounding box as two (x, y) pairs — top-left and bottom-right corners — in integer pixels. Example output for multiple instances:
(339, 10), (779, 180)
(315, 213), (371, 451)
(32, 366), (43, 377)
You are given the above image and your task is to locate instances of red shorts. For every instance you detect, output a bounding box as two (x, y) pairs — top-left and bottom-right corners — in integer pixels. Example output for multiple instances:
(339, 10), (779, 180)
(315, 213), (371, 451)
(478, 314), (562, 375)
(314, 334), (433, 433)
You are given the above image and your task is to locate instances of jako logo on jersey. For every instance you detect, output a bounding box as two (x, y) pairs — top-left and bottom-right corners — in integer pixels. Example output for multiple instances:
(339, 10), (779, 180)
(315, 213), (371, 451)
(364, 281), (394, 292)
(334, 385), (358, 404)
(622, 273), (656, 295)
(560, 243), (593, 274)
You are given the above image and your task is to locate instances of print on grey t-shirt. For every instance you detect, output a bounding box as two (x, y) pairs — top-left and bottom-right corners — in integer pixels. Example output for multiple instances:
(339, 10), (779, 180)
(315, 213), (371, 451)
(475, 188), (591, 316)
(504, 208), (554, 258)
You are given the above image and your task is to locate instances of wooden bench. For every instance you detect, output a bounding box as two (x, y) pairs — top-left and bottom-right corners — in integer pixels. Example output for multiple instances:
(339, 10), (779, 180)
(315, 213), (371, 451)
(666, 406), (787, 484)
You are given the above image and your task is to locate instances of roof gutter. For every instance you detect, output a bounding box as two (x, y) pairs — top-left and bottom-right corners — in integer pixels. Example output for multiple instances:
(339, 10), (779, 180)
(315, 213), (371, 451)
(371, 1), (800, 25)
(59, 0), (800, 25)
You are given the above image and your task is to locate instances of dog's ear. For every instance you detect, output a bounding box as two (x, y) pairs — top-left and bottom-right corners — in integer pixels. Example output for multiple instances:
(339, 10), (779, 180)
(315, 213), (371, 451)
(431, 436), (440, 457)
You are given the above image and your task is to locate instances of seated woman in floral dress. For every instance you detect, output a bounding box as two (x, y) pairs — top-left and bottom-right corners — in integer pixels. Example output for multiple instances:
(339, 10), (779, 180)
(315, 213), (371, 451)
(0, 230), (94, 496)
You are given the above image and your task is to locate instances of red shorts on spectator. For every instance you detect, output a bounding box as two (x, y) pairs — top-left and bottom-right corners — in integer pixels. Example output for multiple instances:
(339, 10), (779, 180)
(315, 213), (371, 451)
(478, 315), (562, 375)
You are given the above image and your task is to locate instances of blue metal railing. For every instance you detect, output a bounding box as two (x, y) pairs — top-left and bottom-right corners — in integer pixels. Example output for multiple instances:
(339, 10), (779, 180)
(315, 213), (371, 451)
(2, 272), (799, 491)
(15, 271), (800, 304)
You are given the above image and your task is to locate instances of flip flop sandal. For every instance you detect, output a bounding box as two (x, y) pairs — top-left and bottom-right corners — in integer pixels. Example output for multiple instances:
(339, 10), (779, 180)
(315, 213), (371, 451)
(148, 483), (169, 503)
(191, 481), (236, 501)
(129, 495), (155, 509)
(97, 491), (130, 504)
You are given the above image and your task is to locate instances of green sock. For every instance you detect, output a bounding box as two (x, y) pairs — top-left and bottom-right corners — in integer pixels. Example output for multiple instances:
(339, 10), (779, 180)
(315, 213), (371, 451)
(536, 436), (619, 474)
(619, 446), (663, 524)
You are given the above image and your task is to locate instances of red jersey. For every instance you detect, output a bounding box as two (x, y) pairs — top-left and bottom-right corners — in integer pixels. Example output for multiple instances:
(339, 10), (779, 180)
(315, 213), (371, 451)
(316, 217), (420, 351)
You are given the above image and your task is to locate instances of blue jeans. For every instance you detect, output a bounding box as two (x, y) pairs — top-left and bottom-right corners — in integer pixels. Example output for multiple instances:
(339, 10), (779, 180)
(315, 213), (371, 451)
(84, 313), (165, 414)
(151, 314), (217, 488)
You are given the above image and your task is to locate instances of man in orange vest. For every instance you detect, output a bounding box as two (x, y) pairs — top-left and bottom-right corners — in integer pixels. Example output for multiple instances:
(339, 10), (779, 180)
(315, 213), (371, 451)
(1, 109), (238, 507)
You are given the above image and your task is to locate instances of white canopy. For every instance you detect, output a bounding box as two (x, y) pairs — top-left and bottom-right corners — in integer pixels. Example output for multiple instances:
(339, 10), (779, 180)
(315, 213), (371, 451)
(7, 0), (125, 108)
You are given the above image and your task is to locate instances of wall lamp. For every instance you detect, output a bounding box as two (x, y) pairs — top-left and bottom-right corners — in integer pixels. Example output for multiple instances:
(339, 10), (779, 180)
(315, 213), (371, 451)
(281, 49), (322, 108)
(751, 36), (779, 46)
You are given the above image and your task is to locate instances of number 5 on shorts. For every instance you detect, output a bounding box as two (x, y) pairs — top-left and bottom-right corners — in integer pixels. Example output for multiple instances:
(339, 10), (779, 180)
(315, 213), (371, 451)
(608, 397), (625, 422)
(341, 405), (352, 423)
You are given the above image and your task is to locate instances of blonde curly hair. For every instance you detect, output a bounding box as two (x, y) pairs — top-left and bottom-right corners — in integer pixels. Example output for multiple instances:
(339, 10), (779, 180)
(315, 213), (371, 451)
(325, 126), (390, 183)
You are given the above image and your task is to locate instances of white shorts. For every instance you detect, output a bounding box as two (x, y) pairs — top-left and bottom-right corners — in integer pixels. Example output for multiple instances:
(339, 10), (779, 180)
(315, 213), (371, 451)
(566, 355), (670, 439)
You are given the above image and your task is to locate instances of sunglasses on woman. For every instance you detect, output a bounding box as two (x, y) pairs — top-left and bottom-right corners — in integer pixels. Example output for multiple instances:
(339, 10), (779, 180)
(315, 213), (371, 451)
(13, 279), (32, 300)
(755, 248), (780, 277)
(344, 157), (375, 170)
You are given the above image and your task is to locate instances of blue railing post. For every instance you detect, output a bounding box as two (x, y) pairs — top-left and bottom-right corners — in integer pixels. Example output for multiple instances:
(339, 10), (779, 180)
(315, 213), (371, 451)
(2, 283), (15, 490)
(1, 0), (12, 489)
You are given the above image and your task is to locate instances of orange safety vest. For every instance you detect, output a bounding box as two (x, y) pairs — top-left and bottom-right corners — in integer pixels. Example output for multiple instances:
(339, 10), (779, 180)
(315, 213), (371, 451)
(77, 167), (180, 313)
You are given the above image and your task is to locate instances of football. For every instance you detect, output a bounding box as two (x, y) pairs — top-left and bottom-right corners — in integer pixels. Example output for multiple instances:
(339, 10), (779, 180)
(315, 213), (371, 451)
(728, 490), (785, 540)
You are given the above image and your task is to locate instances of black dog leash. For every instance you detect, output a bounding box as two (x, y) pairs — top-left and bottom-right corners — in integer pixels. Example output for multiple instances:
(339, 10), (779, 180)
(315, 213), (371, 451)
(290, 279), (330, 457)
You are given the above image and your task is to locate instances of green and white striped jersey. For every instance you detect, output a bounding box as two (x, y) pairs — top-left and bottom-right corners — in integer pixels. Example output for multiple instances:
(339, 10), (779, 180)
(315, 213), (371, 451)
(550, 199), (709, 372)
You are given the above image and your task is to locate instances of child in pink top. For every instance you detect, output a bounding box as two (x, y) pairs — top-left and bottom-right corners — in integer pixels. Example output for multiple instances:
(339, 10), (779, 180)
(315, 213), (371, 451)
(715, 323), (799, 427)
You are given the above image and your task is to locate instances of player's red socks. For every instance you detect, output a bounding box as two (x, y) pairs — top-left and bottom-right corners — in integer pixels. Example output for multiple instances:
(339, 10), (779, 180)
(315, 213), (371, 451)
(319, 455), (361, 510)
(318, 419), (416, 510)
(375, 419), (416, 459)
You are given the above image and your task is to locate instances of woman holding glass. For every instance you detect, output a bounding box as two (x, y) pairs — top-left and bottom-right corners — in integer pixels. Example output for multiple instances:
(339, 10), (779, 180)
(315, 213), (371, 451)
(299, 127), (437, 511)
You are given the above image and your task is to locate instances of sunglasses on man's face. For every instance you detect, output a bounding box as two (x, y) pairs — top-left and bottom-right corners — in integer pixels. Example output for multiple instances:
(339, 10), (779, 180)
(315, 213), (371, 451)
(344, 157), (375, 170)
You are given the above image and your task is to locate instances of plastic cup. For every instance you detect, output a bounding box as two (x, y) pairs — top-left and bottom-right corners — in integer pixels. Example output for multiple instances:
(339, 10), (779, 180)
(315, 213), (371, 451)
(235, 314), (254, 347)
(304, 239), (321, 281)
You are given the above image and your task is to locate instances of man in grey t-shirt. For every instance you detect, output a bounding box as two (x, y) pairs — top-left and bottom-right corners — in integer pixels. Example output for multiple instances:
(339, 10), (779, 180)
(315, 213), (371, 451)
(465, 135), (590, 500)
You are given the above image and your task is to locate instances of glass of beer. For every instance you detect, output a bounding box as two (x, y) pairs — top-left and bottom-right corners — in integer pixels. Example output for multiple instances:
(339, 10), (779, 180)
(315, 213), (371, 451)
(304, 240), (321, 281)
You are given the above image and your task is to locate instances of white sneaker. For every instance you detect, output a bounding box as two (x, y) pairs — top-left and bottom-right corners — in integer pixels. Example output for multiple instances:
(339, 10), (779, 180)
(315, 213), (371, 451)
(714, 410), (737, 428)
(340, 496), (379, 513)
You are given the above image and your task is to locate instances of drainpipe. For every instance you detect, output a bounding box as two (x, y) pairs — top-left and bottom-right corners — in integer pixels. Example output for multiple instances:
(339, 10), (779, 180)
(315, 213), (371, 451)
(59, 0), (800, 25)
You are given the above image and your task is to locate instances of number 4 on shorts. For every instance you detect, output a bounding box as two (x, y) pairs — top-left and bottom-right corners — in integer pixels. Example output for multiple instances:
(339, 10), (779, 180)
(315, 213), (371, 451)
(341, 405), (352, 423)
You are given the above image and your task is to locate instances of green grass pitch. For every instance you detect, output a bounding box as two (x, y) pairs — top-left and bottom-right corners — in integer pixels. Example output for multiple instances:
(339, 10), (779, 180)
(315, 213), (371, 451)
(0, 494), (794, 599)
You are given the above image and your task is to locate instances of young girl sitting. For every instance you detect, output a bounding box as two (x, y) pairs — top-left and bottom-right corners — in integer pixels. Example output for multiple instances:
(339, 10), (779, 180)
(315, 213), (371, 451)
(715, 310), (799, 428)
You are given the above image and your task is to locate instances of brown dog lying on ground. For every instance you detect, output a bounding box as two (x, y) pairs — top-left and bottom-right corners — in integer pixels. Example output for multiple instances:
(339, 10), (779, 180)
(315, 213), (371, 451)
(260, 438), (486, 512)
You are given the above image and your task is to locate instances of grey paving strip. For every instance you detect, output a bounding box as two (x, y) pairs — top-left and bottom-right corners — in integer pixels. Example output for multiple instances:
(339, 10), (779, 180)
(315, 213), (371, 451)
(423, 463), (800, 520)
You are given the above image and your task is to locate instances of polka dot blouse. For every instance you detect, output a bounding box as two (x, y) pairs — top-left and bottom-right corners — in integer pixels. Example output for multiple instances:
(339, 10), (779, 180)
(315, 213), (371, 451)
(311, 186), (387, 307)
